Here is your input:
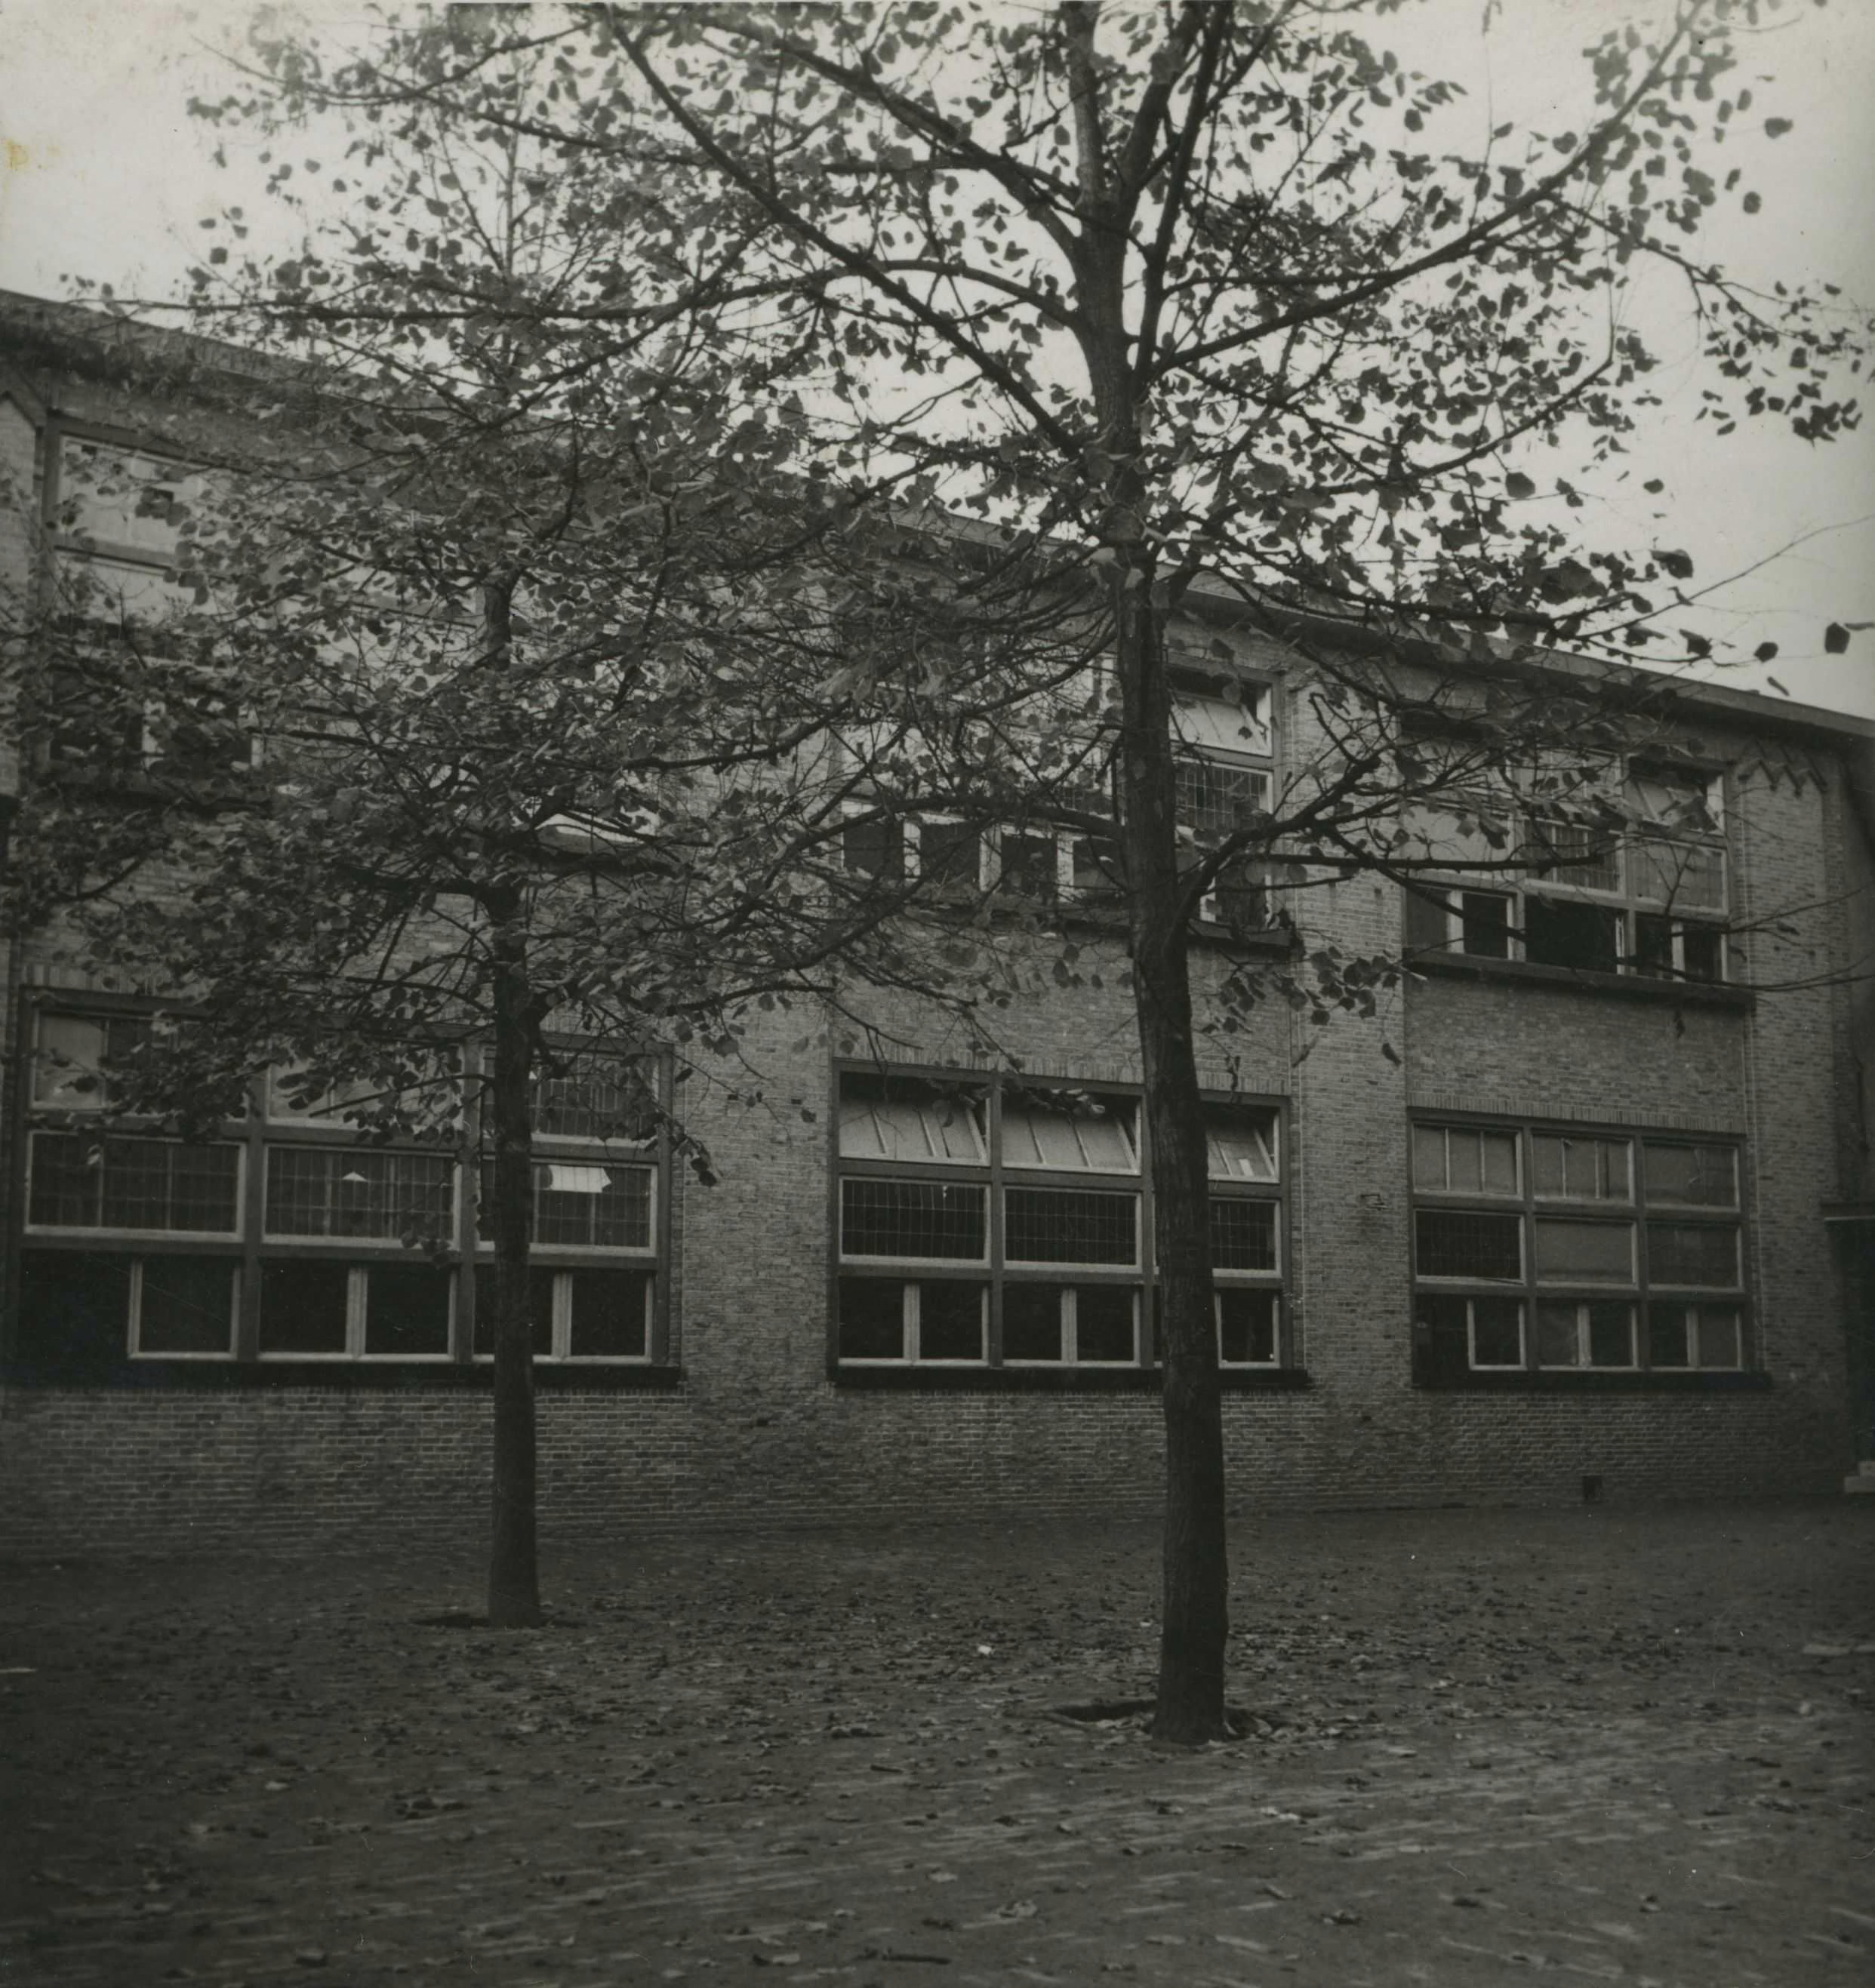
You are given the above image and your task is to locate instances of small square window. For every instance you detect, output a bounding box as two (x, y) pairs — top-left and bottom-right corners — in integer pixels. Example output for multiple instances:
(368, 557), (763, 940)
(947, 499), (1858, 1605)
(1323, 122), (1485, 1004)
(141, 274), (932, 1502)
(137, 1257), (237, 1356)
(1003, 1283), (1065, 1362)
(1218, 1288), (1277, 1365)
(916, 1282), (985, 1362)
(838, 1276), (907, 1360)
(1470, 1297), (1525, 1368)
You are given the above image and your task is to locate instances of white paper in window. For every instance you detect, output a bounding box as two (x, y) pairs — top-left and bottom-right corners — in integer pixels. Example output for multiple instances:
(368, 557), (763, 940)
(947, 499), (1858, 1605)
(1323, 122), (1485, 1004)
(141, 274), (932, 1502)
(548, 1164), (611, 1195)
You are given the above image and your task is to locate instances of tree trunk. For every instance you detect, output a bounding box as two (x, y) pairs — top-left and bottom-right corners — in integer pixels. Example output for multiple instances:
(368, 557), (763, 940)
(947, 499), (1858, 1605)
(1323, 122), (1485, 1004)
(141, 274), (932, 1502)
(1110, 571), (1231, 1743)
(485, 900), (543, 1629)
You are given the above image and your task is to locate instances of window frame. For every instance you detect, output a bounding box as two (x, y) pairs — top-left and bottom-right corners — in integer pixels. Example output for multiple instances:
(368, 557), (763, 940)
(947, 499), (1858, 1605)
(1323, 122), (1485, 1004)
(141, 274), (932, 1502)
(1411, 1112), (1750, 1385)
(11, 1002), (672, 1379)
(1402, 759), (1730, 985)
(830, 1063), (1290, 1377)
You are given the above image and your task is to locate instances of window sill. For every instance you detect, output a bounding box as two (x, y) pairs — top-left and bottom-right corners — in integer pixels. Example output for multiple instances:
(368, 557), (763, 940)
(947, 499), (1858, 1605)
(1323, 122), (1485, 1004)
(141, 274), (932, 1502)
(1414, 1368), (1769, 1393)
(2, 1359), (685, 1392)
(831, 1364), (1310, 1393)
(1406, 952), (1751, 1009)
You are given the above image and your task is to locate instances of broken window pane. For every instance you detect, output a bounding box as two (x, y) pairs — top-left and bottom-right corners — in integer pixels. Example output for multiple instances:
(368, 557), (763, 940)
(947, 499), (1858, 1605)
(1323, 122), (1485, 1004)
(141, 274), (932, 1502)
(1415, 1210), (1522, 1281)
(838, 1276), (907, 1359)
(138, 1257), (236, 1356)
(1001, 1094), (1137, 1172)
(842, 1180), (987, 1260)
(1524, 897), (1621, 973)
(1205, 1111), (1278, 1183)
(1532, 1220), (1633, 1284)
(1004, 1188), (1138, 1264)
(1647, 1223), (1738, 1288)
(838, 1074), (986, 1164)
(1075, 1286), (1135, 1362)
(1218, 1288), (1276, 1365)
(1172, 687), (1271, 759)
(1209, 1198), (1277, 1272)
(1002, 1282), (1065, 1362)
(1531, 1134), (1630, 1202)
(917, 1282), (984, 1360)
(1642, 1142), (1737, 1208)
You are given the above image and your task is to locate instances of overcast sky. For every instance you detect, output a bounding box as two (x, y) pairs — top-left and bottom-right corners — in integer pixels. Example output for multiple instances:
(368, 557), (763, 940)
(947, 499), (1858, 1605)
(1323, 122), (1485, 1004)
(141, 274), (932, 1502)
(2, 0), (1870, 720)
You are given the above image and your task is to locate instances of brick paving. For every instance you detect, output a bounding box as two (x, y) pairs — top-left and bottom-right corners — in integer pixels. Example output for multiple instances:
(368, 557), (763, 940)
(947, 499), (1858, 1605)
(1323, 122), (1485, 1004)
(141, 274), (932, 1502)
(1, 1501), (1870, 1986)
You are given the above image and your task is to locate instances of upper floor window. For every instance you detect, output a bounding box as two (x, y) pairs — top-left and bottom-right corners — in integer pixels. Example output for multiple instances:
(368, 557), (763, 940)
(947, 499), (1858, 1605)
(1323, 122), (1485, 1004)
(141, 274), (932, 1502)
(1403, 759), (1729, 983)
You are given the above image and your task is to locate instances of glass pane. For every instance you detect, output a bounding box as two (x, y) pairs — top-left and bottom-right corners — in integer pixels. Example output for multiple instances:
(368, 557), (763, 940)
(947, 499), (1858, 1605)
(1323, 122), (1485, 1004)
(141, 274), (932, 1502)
(1002, 1283), (1064, 1362)
(1681, 925), (1723, 983)
(473, 1264), (555, 1357)
(1411, 1125), (1448, 1192)
(1415, 1210), (1522, 1281)
(1648, 1223), (1738, 1288)
(998, 831), (1059, 903)
(28, 1133), (101, 1227)
(1524, 817), (1620, 891)
(1532, 1136), (1629, 1202)
(1004, 1188), (1137, 1265)
(1205, 1111), (1277, 1182)
(1646, 1302), (1693, 1368)
(1695, 1306), (1742, 1370)
(1525, 898), (1621, 973)
(35, 1014), (109, 1106)
(837, 1076), (984, 1163)
(139, 1257), (236, 1355)
(566, 1268), (651, 1359)
(1218, 1288), (1276, 1365)
(1459, 893), (1511, 959)
(363, 1262), (453, 1357)
(838, 1277), (905, 1359)
(1470, 1298), (1525, 1368)
(841, 1180), (986, 1260)
(1479, 1133), (1518, 1195)
(537, 1163), (651, 1248)
(1535, 1300), (1582, 1367)
(1209, 1198), (1276, 1272)
(260, 1260), (349, 1355)
(17, 1251), (131, 1377)
(917, 820), (981, 889)
(1075, 1286), (1135, 1363)
(1630, 837), (1725, 911)
(271, 1148), (452, 1241)
(1642, 1143), (1737, 1208)
(1447, 1133), (1480, 1194)
(1588, 1303), (1635, 1368)
(1633, 912), (1676, 978)
(918, 1282), (984, 1361)
(535, 1059), (657, 1143)
(842, 815), (904, 882)
(1404, 889), (1452, 952)
(1533, 1220), (1633, 1284)
(1002, 1097), (1136, 1172)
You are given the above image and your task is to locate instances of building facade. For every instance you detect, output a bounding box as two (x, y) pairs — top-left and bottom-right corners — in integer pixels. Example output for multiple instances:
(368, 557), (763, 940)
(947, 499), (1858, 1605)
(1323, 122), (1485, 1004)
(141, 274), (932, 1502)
(4, 291), (1873, 1552)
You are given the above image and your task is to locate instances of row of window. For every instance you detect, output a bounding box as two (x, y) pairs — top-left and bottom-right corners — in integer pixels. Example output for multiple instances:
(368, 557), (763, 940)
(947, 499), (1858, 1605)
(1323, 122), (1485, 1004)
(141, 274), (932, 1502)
(20, 1252), (652, 1363)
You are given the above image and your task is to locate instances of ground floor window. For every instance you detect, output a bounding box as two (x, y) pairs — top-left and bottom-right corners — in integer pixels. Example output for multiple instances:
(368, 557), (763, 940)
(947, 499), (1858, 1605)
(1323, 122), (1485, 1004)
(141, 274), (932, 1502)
(1412, 1117), (1747, 1384)
(833, 1066), (1286, 1373)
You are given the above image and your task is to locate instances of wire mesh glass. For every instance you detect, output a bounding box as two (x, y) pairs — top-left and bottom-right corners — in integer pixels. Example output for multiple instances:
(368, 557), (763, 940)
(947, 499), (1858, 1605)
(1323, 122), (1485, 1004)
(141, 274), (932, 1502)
(267, 1146), (454, 1240)
(841, 1179), (987, 1260)
(1209, 1197), (1277, 1271)
(1415, 1209), (1522, 1281)
(1003, 1187), (1137, 1265)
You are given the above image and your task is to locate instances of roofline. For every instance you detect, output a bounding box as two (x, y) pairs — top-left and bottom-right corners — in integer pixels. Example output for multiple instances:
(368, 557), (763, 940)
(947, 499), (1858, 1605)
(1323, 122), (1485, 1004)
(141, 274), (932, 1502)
(5, 288), (1871, 752)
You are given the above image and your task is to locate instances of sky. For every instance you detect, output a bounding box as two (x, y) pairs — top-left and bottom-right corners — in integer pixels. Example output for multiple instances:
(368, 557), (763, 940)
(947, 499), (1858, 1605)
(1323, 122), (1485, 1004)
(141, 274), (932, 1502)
(2, 0), (1871, 722)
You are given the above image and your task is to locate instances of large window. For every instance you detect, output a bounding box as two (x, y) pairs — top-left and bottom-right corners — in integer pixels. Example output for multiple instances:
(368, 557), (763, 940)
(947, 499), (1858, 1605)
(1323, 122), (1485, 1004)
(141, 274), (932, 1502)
(13, 1005), (667, 1374)
(1412, 1119), (1747, 1383)
(833, 1067), (1285, 1371)
(1403, 763), (1729, 983)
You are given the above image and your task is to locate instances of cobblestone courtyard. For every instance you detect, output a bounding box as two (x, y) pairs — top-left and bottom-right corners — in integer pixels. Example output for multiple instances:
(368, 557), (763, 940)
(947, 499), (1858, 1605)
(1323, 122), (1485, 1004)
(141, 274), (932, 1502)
(2, 1500), (1870, 1986)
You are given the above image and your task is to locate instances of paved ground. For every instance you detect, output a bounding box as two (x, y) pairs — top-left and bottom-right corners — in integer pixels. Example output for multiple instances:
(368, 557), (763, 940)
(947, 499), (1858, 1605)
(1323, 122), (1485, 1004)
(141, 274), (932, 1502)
(1, 1500), (1871, 1987)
